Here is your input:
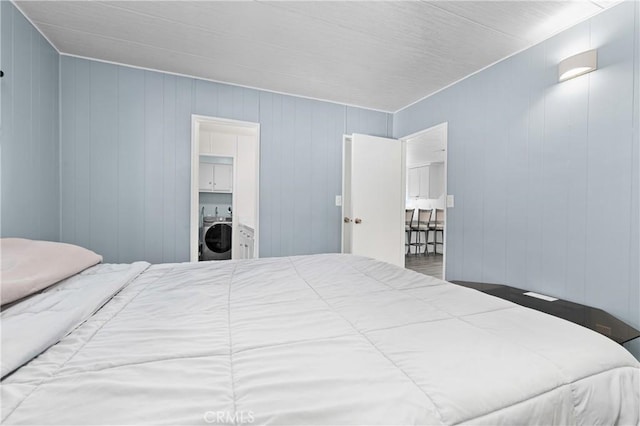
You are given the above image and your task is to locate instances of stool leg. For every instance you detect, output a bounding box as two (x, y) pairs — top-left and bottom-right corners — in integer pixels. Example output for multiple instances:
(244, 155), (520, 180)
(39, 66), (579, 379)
(423, 229), (428, 256)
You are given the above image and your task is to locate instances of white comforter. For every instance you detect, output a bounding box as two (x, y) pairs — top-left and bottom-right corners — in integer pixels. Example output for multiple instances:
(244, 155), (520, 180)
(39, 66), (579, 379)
(1, 254), (638, 425)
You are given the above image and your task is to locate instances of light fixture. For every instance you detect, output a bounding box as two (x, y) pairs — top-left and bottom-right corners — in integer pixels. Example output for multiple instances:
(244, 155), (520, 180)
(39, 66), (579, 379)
(558, 49), (597, 82)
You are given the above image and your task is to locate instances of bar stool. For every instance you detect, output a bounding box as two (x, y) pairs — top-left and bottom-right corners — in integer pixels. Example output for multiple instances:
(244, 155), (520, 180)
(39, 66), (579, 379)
(405, 209), (414, 254)
(429, 208), (444, 255)
(410, 208), (432, 255)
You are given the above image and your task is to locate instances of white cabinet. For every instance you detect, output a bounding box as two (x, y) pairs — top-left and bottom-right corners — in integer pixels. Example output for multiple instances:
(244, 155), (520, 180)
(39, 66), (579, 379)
(408, 168), (420, 198)
(236, 224), (255, 260)
(199, 132), (212, 154)
(419, 166), (430, 199)
(235, 135), (258, 228)
(200, 131), (236, 156)
(408, 166), (430, 199)
(199, 163), (214, 191)
(429, 163), (444, 199)
(199, 163), (233, 193)
(213, 164), (233, 192)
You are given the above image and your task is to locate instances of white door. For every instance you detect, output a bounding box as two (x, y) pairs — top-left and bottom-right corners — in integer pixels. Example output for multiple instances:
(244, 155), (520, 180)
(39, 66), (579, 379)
(342, 134), (405, 267)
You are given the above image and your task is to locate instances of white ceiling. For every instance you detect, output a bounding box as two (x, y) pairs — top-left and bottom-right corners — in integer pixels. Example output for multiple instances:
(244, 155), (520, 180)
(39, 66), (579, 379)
(15, 1), (618, 112)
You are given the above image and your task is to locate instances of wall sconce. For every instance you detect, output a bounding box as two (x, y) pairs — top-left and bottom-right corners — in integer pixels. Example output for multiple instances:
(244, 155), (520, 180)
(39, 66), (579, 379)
(558, 49), (597, 82)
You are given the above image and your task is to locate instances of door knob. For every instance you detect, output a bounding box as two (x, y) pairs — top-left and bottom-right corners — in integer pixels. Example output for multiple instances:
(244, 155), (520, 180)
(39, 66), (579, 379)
(344, 217), (352, 223)
(354, 218), (362, 224)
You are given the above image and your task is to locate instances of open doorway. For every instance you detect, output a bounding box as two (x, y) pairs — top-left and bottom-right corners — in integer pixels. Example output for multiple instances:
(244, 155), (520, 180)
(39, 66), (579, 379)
(190, 115), (260, 262)
(402, 123), (448, 279)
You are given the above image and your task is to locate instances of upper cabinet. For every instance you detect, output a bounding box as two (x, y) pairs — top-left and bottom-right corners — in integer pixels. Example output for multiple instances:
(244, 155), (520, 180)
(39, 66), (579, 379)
(408, 166), (430, 199)
(429, 163), (444, 199)
(408, 167), (420, 198)
(419, 166), (430, 199)
(200, 131), (236, 156)
(199, 130), (235, 193)
(199, 162), (214, 192)
(199, 162), (232, 193)
(212, 163), (233, 192)
(407, 164), (444, 199)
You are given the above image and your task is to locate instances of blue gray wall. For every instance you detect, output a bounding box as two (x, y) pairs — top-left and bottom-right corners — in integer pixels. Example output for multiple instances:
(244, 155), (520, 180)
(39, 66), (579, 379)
(60, 56), (391, 263)
(394, 2), (640, 356)
(0, 1), (59, 240)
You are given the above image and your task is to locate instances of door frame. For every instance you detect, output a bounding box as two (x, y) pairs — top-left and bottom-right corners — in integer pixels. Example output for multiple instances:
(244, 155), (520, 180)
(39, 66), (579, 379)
(341, 135), (351, 255)
(190, 114), (260, 262)
(400, 122), (448, 279)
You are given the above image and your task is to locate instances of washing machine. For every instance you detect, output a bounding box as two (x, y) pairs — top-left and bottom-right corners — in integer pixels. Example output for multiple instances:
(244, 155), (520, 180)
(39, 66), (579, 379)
(201, 218), (232, 261)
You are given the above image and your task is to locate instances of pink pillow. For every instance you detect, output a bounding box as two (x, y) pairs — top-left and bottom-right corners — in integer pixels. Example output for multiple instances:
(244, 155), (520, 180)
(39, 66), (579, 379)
(1, 238), (102, 305)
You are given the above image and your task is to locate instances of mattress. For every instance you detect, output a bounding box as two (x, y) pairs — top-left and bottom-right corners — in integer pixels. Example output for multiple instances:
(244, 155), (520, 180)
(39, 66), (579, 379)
(1, 254), (638, 425)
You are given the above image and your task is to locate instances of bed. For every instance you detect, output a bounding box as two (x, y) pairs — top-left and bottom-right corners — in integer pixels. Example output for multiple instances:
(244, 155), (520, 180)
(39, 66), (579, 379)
(1, 239), (639, 425)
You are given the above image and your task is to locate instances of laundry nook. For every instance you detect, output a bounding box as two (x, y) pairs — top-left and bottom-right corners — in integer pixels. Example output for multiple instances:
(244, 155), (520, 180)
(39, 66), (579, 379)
(194, 118), (259, 261)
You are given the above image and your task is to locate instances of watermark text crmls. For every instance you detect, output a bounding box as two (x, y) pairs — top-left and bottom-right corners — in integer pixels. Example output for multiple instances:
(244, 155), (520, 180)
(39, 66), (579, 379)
(203, 410), (255, 424)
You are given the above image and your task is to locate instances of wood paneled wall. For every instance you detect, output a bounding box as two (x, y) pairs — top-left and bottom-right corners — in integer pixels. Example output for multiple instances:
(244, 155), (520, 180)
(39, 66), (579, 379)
(0, 2), (59, 241)
(60, 56), (392, 264)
